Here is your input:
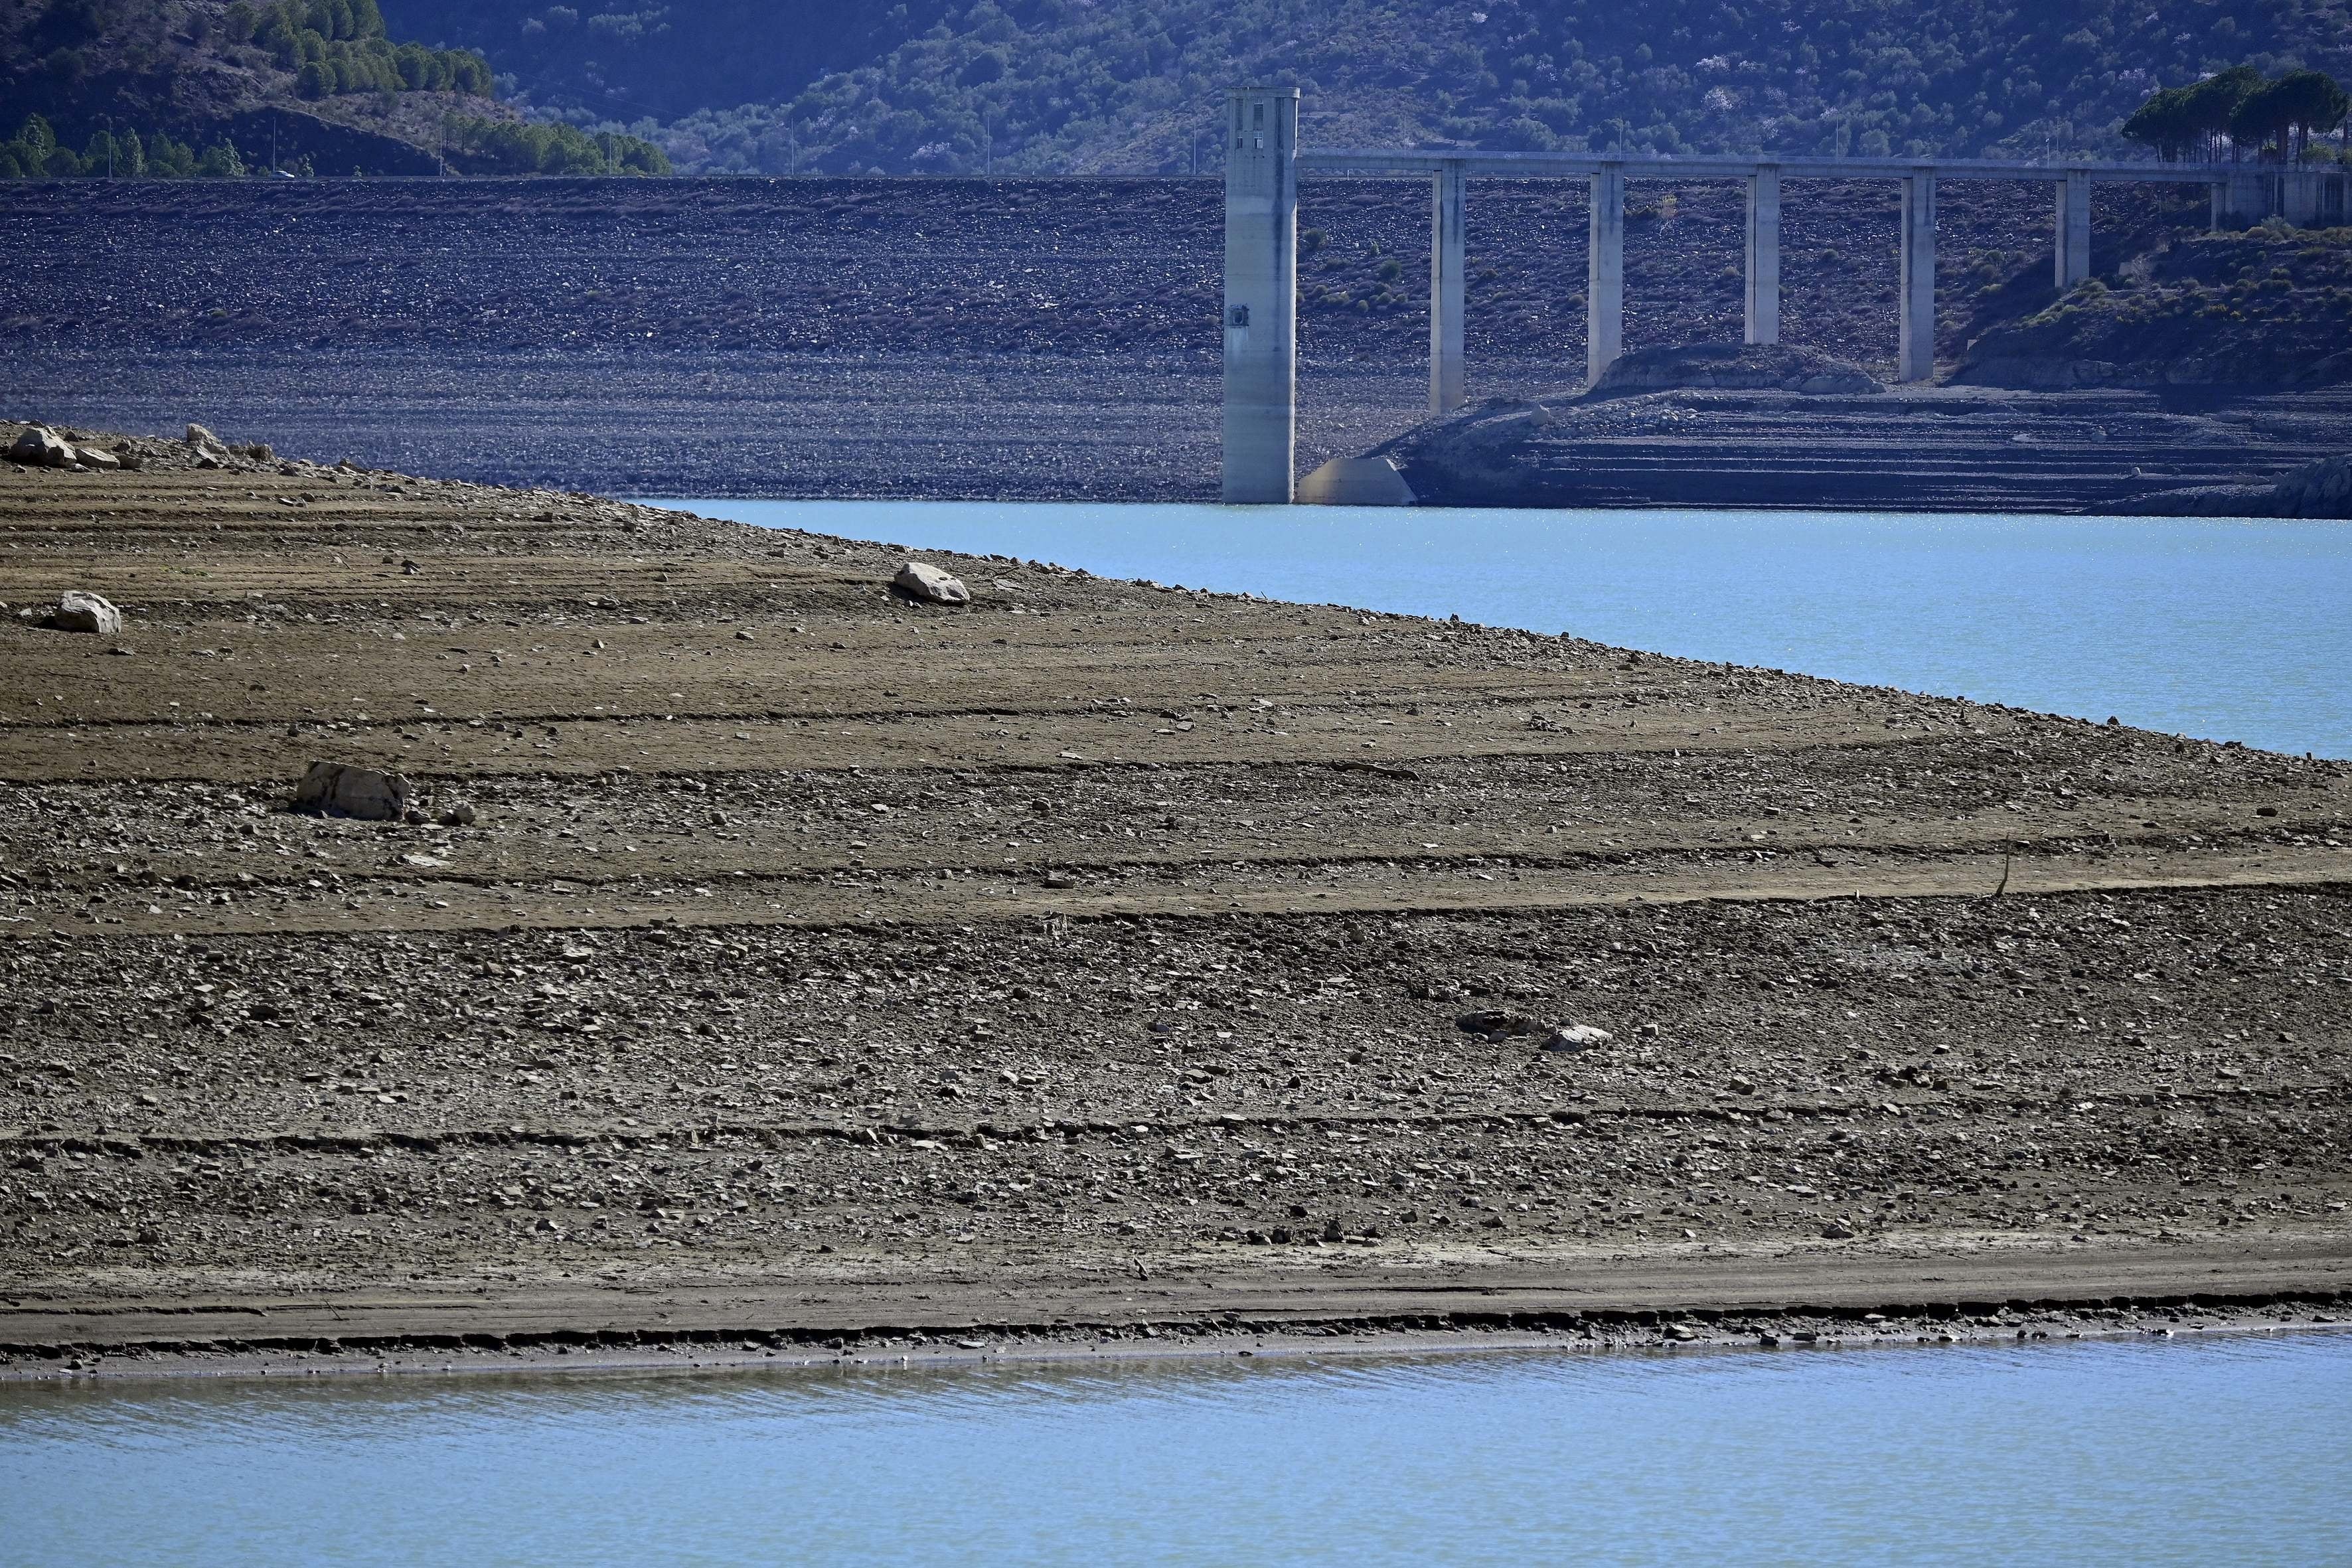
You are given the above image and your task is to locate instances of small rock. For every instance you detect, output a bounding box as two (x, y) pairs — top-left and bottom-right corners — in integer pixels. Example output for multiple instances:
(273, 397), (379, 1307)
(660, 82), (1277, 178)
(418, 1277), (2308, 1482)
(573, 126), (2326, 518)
(290, 761), (412, 822)
(185, 423), (230, 459)
(76, 446), (121, 472)
(50, 591), (122, 636)
(439, 801), (479, 827)
(1820, 1221), (1857, 1241)
(1456, 1008), (1541, 1038)
(894, 561), (971, 605)
(1727, 1075), (1757, 1094)
(1540, 1023), (1614, 1053)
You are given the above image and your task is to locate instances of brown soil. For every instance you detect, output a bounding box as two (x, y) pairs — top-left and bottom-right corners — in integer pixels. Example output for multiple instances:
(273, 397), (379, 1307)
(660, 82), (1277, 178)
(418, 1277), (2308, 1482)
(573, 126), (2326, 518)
(3, 427), (2350, 1370)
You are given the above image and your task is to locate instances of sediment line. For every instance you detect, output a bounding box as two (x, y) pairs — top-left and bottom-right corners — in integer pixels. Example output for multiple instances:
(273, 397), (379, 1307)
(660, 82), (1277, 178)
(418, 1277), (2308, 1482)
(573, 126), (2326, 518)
(9, 1080), (2337, 1160)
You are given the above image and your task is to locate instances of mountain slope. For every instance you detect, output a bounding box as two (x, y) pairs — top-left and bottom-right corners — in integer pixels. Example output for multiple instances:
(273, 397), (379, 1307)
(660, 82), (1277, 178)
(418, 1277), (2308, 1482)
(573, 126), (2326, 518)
(0, 0), (666, 175)
(380, 0), (2352, 174)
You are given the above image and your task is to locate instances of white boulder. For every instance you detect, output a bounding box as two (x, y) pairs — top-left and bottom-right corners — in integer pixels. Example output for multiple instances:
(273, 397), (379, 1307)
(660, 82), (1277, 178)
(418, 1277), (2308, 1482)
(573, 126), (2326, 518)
(9, 428), (77, 468)
(51, 591), (122, 635)
(1539, 1023), (1615, 1054)
(894, 561), (972, 605)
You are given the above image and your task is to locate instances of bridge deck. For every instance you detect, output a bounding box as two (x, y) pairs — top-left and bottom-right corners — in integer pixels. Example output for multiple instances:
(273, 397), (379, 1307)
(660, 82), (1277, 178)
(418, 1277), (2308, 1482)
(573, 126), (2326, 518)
(1300, 149), (2296, 184)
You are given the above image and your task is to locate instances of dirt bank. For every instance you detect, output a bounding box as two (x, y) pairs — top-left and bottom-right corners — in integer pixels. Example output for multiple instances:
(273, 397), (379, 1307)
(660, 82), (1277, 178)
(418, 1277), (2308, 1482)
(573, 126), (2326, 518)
(1, 426), (2348, 1372)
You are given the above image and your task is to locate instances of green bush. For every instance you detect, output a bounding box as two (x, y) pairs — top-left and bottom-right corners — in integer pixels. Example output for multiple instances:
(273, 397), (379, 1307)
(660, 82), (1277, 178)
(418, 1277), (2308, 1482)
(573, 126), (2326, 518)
(440, 114), (672, 175)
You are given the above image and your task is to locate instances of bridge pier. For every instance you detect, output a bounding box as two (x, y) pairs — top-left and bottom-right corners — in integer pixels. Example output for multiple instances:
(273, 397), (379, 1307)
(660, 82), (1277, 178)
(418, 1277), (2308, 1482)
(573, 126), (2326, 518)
(1744, 165), (1781, 345)
(1215, 96), (2310, 495)
(1898, 171), (1937, 384)
(1220, 86), (1299, 505)
(2215, 172), (2266, 228)
(1587, 162), (1626, 385)
(1429, 161), (1467, 414)
(2282, 169), (2327, 228)
(2056, 169), (2092, 288)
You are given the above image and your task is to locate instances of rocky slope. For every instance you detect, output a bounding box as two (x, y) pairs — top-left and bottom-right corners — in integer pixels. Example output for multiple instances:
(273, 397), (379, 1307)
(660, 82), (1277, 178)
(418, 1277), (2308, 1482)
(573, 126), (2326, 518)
(1, 423), (2348, 1368)
(19, 174), (2342, 508)
(1958, 224), (2352, 390)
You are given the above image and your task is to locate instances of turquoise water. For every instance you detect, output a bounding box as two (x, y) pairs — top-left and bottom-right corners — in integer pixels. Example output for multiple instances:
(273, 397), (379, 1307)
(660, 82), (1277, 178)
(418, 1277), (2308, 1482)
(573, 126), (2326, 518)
(661, 500), (2352, 759)
(5, 1335), (2349, 1565)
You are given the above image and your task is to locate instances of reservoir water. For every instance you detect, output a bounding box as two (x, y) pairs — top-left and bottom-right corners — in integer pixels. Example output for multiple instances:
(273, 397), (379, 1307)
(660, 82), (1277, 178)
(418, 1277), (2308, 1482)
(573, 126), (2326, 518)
(5, 1334), (2349, 1565)
(661, 501), (2352, 759)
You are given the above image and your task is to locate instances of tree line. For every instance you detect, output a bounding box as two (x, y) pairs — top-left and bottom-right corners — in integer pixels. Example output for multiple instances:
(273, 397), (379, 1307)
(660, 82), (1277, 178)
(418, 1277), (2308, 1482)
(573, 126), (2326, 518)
(0, 110), (668, 179)
(2122, 65), (2351, 162)
(0, 116), (249, 179)
(438, 116), (671, 175)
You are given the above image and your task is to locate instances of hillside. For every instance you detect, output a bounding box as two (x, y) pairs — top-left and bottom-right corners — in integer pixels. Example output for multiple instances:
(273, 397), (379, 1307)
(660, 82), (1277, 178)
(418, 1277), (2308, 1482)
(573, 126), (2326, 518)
(377, 0), (2352, 174)
(1958, 223), (2352, 387)
(0, 0), (665, 175)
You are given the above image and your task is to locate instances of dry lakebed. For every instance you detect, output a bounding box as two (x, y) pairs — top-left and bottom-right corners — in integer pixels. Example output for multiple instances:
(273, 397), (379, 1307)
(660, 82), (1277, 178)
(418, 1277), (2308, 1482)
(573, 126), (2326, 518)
(1, 422), (2349, 1379)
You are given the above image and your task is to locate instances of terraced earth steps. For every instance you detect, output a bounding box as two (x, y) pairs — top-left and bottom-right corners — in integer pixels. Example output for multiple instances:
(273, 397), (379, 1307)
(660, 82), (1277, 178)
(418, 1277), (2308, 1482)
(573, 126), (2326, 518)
(1385, 387), (2352, 512)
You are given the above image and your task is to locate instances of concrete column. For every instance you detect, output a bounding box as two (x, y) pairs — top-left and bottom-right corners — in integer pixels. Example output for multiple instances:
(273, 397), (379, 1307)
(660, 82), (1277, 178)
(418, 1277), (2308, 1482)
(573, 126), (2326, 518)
(1587, 162), (1625, 385)
(1743, 164), (1781, 345)
(2282, 170), (2323, 228)
(1897, 170), (1937, 384)
(1429, 161), (1467, 414)
(2216, 171), (2268, 228)
(2055, 169), (2092, 289)
(1221, 86), (1299, 505)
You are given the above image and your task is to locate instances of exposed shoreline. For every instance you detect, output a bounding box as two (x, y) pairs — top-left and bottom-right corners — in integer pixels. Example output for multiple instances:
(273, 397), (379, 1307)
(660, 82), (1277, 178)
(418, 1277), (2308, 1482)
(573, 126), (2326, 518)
(2, 425), (2348, 1384)
(9, 1275), (2349, 1387)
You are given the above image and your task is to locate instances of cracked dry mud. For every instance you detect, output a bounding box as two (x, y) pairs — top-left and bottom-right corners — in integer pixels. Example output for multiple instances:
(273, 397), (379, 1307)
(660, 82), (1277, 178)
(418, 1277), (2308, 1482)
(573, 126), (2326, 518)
(2, 428), (2349, 1369)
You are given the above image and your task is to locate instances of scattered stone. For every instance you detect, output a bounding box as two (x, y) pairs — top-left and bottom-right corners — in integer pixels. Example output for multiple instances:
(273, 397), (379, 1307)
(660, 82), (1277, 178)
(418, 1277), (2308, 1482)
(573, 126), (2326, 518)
(1589, 343), (1885, 397)
(2130, 452), (2352, 520)
(50, 591), (122, 636)
(1456, 1008), (1541, 1038)
(894, 561), (971, 605)
(439, 801), (479, 827)
(1541, 1023), (1614, 1053)
(185, 423), (230, 461)
(76, 446), (121, 471)
(9, 427), (77, 468)
(289, 761), (412, 822)
(1820, 1220), (1857, 1240)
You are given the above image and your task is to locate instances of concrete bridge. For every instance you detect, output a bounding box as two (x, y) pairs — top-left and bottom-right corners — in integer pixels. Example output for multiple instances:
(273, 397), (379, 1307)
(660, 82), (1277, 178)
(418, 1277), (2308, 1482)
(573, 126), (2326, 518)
(1222, 85), (2352, 503)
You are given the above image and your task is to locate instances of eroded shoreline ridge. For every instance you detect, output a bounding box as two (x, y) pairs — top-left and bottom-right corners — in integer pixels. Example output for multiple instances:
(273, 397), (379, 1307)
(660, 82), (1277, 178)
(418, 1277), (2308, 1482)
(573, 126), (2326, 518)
(1, 422), (2348, 1377)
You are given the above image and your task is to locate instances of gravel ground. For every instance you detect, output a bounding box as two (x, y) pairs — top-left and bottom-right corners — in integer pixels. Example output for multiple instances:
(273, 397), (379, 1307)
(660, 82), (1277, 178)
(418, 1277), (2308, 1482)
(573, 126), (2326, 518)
(1, 425), (2347, 1366)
